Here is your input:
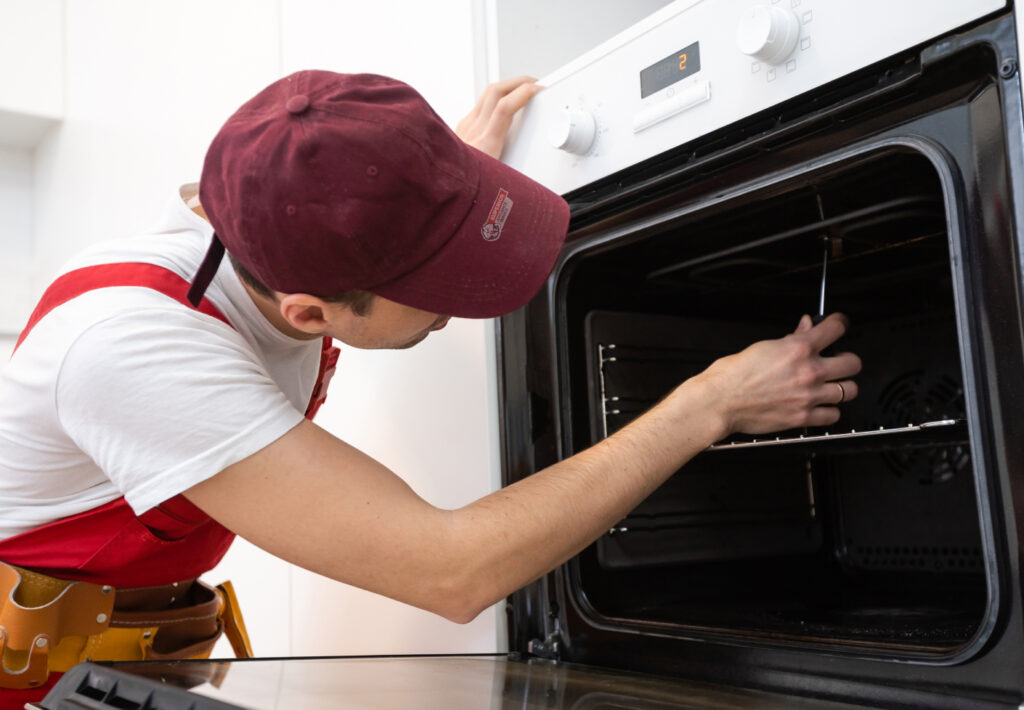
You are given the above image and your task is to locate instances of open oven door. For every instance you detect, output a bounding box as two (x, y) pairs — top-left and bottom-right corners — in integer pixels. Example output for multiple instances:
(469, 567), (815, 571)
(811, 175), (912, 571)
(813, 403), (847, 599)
(32, 655), (882, 709)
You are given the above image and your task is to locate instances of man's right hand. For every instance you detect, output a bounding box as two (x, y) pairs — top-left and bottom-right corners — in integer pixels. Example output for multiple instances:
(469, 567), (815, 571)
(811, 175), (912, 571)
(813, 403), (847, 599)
(691, 312), (862, 439)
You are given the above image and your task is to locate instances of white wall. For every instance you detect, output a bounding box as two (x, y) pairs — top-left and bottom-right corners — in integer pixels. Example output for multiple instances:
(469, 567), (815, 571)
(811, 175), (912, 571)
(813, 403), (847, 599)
(3, 0), (500, 659)
(279, 0), (478, 125)
(32, 0), (283, 279)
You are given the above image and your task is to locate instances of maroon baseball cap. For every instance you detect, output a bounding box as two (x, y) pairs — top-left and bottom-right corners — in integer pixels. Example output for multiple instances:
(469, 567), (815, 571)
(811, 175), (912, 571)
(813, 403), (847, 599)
(191, 70), (569, 319)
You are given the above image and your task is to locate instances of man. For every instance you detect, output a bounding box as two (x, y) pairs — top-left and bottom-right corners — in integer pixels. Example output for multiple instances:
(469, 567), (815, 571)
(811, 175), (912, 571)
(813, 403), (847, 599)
(0, 71), (861, 696)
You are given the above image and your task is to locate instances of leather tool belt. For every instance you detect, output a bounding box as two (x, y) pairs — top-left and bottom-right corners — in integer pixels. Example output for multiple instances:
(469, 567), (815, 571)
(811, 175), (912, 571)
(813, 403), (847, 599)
(0, 561), (253, 689)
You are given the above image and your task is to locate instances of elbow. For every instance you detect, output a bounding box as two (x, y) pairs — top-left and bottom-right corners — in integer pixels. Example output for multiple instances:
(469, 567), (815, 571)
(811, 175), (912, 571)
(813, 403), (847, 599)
(430, 587), (491, 625)
(438, 604), (484, 625)
(416, 512), (504, 624)
(422, 572), (495, 625)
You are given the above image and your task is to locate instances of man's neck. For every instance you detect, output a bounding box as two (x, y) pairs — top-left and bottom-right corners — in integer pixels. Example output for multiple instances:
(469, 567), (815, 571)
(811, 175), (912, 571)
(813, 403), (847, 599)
(239, 279), (319, 340)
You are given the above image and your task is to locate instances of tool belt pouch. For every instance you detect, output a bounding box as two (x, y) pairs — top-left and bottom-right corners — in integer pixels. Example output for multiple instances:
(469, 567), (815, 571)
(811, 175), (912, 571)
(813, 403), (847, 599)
(110, 579), (223, 661)
(0, 562), (245, 689)
(0, 562), (114, 689)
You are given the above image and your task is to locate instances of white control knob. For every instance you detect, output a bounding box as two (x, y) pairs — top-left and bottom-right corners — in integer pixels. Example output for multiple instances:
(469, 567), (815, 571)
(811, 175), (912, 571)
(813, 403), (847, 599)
(547, 109), (597, 155)
(736, 5), (801, 65)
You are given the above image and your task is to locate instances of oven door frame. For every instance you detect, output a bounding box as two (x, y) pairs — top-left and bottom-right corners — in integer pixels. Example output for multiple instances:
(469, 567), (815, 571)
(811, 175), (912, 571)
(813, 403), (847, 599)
(497, 12), (1024, 709)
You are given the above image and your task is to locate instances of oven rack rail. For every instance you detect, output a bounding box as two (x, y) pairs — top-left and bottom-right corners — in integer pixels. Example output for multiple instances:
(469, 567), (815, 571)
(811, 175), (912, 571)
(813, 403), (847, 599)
(644, 194), (944, 286)
(707, 419), (966, 452)
(606, 505), (816, 535)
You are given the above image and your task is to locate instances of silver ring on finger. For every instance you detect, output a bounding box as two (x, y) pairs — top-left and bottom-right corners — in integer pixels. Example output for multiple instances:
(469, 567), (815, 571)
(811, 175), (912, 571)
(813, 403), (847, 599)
(835, 381), (845, 404)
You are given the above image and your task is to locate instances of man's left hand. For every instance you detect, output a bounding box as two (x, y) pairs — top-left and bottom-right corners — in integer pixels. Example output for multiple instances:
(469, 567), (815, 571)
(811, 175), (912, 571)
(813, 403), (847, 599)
(456, 76), (540, 159)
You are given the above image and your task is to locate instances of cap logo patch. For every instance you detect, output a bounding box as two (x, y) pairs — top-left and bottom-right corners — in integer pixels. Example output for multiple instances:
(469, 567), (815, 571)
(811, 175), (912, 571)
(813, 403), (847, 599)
(481, 188), (513, 241)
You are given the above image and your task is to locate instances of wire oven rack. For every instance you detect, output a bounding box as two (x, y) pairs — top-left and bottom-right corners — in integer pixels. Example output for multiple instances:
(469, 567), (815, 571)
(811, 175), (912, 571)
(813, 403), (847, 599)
(596, 343), (969, 454)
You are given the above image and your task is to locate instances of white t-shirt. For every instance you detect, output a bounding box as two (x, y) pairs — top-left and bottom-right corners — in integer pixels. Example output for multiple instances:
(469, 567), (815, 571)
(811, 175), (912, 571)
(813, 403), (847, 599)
(0, 185), (322, 540)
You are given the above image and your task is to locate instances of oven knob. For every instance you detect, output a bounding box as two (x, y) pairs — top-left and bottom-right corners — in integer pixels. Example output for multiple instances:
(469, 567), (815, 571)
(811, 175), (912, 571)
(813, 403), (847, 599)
(736, 4), (801, 65)
(547, 109), (597, 155)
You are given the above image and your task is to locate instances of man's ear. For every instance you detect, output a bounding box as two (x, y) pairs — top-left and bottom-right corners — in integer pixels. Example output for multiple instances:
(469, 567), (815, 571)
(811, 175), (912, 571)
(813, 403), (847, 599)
(278, 293), (334, 335)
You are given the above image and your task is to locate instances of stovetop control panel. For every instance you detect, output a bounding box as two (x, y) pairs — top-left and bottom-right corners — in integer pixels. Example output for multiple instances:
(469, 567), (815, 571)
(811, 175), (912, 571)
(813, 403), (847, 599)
(501, 0), (1006, 195)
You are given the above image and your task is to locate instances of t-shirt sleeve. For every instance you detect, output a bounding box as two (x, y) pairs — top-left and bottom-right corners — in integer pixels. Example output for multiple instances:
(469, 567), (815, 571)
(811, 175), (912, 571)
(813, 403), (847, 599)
(55, 307), (306, 515)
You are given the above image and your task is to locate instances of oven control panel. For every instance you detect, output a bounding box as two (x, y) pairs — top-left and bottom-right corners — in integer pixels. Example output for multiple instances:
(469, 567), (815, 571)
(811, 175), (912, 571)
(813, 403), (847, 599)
(501, 0), (1007, 195)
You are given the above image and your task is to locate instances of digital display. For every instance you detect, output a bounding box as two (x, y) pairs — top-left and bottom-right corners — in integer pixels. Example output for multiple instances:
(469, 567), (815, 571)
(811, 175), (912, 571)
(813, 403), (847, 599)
(640, 42), (701, 99)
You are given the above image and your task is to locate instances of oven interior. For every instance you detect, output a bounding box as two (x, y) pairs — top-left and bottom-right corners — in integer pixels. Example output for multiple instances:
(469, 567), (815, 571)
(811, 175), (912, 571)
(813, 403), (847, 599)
(562, 148), (986, 656)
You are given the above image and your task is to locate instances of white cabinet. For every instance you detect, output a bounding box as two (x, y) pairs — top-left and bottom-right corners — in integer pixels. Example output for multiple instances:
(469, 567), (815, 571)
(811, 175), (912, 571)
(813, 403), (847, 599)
(0, 1), (63, 339)
(0, 0), (63, 147)
(0, 144), (36, 336)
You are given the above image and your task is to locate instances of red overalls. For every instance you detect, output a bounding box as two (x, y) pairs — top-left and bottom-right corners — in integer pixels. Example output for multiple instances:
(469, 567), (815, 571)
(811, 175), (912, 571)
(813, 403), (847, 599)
(0, 263), (339, 704)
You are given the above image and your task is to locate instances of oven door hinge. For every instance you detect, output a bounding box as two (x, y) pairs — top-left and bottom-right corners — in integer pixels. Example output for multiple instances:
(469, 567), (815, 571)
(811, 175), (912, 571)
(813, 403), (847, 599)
(527, 631), (565, 660)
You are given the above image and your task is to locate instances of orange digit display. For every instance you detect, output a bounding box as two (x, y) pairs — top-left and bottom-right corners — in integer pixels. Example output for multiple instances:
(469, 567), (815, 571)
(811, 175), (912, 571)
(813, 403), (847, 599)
(640, 41), (701, 98)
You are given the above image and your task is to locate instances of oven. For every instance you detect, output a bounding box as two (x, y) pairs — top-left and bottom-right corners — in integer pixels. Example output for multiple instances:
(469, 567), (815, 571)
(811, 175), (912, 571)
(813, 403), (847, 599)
(496, 1), (1024, 707)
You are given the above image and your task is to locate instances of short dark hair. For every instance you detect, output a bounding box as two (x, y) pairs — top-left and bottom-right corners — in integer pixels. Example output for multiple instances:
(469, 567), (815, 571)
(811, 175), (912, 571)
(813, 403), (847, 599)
(228, 252), (376, 317)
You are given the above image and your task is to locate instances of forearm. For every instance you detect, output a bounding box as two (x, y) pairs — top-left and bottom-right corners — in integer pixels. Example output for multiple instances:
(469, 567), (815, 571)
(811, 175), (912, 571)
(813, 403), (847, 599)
(439, 374), (727, 620)
(216, 377), (725, 624)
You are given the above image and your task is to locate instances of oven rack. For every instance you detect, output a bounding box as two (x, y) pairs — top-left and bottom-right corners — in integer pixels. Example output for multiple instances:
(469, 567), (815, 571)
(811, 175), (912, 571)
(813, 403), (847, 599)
(597, 344), (968, 453)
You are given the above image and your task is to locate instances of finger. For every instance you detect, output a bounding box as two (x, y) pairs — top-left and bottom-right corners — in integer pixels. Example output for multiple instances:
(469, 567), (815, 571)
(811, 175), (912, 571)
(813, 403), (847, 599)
(818, 351), (862, 382)
(470, 82), (541, 158)
(805, 312), (850, 352)
(458, 81), (540, 148)
(793, 314), (813, 334)
(458, 77), (536, 137)
(489, 74), (539, 93)
(805, 406), (841, 428)
(815, 379), (858, 406)
(454, 112), (474, 138)
(475, 76), (537, 124)
(485, 82), (541, 134)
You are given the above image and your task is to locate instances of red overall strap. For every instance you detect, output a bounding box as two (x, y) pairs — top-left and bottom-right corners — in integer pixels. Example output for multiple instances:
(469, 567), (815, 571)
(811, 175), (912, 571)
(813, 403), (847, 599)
(0, 262), (338, 587)
(14, 263), (230, 352)
(307, 337), (340, 420)
(12, 261), (339, 419)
